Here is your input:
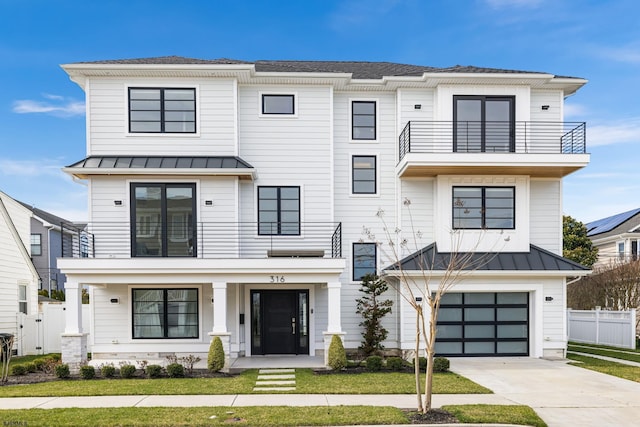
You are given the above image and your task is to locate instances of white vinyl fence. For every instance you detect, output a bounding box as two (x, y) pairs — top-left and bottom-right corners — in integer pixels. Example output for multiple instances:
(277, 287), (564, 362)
(567, 308), (637, 349)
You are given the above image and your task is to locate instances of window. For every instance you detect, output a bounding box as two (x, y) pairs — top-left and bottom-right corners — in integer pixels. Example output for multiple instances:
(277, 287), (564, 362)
(262, 94), (295, 115)
(129, 88), (196, 133)
(18, 284), (27, 314)
(258, 186), (300, 235)
(352, 156), (376, 194)
(618, 242), (625, 260)
(454, 96), (514, 152)
(353, 243), (376, 281)
(30, 234), (42, 256)
(453, 187), (515, 229)
(131, 183), (196, 257)
(132, 288), (198, 338)
(352, 101), (376, 140)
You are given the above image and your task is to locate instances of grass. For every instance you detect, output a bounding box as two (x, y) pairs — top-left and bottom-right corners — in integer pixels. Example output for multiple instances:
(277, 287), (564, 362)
(567, 353), (640, 383)
(444, 404), (547, 427)
(7, 353), (60, 369)
(0, 368), (490, 397)
(568, 342), (640, 363)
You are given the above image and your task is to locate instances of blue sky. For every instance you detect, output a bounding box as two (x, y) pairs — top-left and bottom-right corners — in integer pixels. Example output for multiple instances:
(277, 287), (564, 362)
(1, 0), (639, 223)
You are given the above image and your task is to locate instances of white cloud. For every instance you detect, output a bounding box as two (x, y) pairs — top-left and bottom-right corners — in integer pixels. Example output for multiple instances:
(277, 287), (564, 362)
(12, 94), (85, 118)
(563, 102), (588, 119)
(0, 158), (63, 178)
(593, 43), (640, 65)
(587, 118), (640, 147)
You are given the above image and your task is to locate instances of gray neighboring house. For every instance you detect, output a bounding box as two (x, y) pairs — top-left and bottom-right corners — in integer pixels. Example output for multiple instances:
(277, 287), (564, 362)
(586, 208), (640, 268)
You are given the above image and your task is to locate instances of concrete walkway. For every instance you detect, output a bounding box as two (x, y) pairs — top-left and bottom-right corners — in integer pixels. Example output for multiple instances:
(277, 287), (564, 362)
(568, 350), (640, 367)
(450, 357), (640, 427)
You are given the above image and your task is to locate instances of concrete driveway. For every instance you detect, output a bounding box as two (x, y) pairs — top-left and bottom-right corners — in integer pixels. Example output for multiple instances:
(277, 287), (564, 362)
(450, 357), (640, 427)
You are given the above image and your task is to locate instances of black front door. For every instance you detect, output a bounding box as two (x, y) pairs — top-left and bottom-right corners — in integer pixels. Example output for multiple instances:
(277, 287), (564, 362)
(251, 290), (309, 355)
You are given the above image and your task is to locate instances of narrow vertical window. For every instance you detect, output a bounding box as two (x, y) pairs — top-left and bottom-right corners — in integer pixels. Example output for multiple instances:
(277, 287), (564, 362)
(353, 243), (377, 281)
(352, 101), (376, 140)
(352, 155), (376, 194)
(18, 284), (28, 314)
(30, 234), (42, 256)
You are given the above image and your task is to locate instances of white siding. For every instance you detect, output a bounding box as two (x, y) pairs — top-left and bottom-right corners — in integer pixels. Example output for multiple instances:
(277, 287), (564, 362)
(530, 179), (562, 254)
(399, 178), (435, 257)
(530, 90), (562, 122)
(398, 88), (435, 129)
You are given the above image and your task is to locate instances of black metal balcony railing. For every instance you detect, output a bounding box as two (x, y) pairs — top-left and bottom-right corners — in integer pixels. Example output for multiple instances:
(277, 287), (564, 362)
(399, 121), (587, 160)
(61, 222), (342, 260)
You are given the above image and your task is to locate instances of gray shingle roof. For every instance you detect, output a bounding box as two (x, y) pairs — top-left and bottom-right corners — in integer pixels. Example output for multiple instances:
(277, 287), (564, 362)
(17, 201), (72, 227)
(386, 243), (589, 272)
(70, 57), (575, 79)
(66, 156), (254, 169)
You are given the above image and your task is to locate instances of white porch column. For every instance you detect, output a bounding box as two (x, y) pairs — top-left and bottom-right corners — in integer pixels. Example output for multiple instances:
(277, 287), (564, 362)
(326, 281), (343, 333)
(211, 281), (228, 334)
(61, 280), (87, 372)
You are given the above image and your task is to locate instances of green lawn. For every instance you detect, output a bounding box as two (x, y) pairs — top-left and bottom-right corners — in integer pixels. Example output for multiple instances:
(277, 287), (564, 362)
(567, 353), (640, 383)
(568, 342), (640, 363)
(444, 404), (547, 427)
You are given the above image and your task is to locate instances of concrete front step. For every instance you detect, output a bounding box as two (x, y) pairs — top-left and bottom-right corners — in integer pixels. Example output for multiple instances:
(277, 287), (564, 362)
(255, 380), (296, 386)
(257, 374), (295, 380)
(258, 368), (295, 374)
(253, 368), (297, 392)
(252, 387), (297, 391)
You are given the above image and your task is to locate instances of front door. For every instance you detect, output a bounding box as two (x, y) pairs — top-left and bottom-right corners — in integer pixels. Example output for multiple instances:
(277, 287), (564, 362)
(251, 290), (309, 355)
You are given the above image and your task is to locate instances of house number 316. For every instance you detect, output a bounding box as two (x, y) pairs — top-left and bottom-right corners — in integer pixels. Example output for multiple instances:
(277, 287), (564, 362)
(270, 275), (285, 283)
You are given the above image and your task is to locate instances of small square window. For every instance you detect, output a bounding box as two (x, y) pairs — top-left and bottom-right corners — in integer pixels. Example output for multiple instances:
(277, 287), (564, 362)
(262, 94), (295, 115)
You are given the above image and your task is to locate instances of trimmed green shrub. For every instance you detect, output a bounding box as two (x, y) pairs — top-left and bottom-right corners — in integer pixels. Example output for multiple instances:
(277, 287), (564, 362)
(207, 337), (225, 372)
(25, 363), (37, 373)
(327, 335), (347, 371)
(365, 355), (383, 372)
(80, 365), (95, 379)
(101, 365), (116, 378)
(386, 356), (404, 371)
(11, 365), (27, 376)
(49, 354), (62, 361)
(145, 364), (163, 378)
(433, 357), (450, 373)
(55, 364), (70, 379)
(166, 363), (185, 378)
(413, 356), (427, 370)
(119, 364), (136, 378)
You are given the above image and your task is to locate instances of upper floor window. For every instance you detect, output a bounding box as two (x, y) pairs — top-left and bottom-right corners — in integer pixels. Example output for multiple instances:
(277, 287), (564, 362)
(18, 284), (27, 314)
(353, 242), (377, 281)
(453, 187), (515, 230)
(352, 101), (376, 140)
(262, 94), (295, 115)
(454, 96), (514, 153)
(129, 88), (196, 133)
(131, 183), (196, 257)
(132, 288), (198, 339)
(258, 186), (300, 235)
(30, 234), (42, 256)
(352, 155), (376, 194)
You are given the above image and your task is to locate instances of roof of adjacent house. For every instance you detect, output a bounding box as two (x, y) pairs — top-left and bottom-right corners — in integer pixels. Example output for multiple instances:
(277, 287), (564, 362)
(586, 208), (640, 237)
(70, 56), (580, 80)
(386, 243), (589, 272)
(18, 200), (72, 227)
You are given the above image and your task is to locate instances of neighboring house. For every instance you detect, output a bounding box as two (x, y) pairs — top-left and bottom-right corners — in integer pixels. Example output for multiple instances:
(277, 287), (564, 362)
(57, 57), (591, 369)
(586, 208), (640, 268)
(0, 191), (39, 355)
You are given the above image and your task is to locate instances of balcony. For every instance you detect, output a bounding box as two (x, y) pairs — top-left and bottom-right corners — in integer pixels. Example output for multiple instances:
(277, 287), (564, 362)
(61, 222), (342, 260)
(398, 121), (589, 178)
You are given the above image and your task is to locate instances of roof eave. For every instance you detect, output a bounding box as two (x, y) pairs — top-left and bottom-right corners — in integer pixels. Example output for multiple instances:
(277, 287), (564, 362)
(62, 167), (256, 180)
(382, 269), (592, 278)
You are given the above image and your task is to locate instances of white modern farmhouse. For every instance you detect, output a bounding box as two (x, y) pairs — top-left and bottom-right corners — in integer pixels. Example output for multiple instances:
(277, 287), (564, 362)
(58, 57), (590, 369)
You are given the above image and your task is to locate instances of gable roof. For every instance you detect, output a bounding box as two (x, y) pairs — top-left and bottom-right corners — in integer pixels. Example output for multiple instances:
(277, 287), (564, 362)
(586, 208), (640, 237)
(18, 201), (72, 228)
(386, 243), (589, 273)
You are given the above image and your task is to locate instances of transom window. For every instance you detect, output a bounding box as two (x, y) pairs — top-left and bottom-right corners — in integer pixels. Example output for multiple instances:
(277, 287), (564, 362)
(453, 187), (515, 229)
(129, 88), (196, 133)
(352, 101), (376, 140)
(132, 288), (198, 339)
(454, 95), (514, 152)
(30, 234), (42, 256)
(353, 242), (377, 281)
(352, 155), (376, 194)
(262, 94), (295, 115)
(258, 186), (300, 235)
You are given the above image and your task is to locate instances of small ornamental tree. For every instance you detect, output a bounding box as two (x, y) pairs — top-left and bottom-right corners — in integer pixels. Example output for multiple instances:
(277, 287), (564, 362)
(356, 274), (393, 356)
(208, 337), (225, 372)
(563, 215), (598, 268)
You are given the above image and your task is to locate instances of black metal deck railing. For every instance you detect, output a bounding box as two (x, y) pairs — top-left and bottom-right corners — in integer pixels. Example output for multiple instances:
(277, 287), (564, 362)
(61, 222), (343, 259)
(399, 121), (587, 160)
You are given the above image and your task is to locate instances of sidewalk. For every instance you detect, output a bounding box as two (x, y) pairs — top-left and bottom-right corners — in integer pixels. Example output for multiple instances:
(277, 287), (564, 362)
(568, 350), (640, 367)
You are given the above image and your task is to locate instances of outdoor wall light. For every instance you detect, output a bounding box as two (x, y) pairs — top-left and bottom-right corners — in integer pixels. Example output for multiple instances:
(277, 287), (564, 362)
(545, 296), (554, 302)
(205, 200), (213, 206)
(110, 298), (119, 304)
(114, 200), (123, 206)
(415, 297), (423, 302)
(414, 104), (422, 110)
(541, 105), (550, 110)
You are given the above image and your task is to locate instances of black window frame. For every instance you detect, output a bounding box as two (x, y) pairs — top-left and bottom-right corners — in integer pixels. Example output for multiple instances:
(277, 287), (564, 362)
(352, 242), (377, 281)
(30, 233), (42, 256)
(128, 87), (196, 134)
(352, 155), (377, 194)
(257, 186), (301, 236)
(130, 183), (197, 257)
(261, 94), (295, 115)
(352, 101), (377, 140)
(131, 288), (199, 339)
(453, 95), (515, 152)
(452, 186), (515, 230)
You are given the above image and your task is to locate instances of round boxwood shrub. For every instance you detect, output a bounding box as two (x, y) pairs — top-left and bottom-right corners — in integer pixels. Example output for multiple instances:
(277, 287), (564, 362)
(433, 357), (450, 373)
(119, 364), (136, 379)
(145, 364), (163, 378)
(208, 337), (225, 372)
(55, 364), (70, 379)
(25, 362), (37, 373)
(101, 365), (116, 378)
(328, 335), (347, 371)
(413, 356), (427, 370)
(33, 358), (46, 371)
(166, 363), (185, 378)
(365, 355), (383, 372)
(11, 365), (27, 376)
(386, 356), (404, 371)
(80, 365), (95, 380)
